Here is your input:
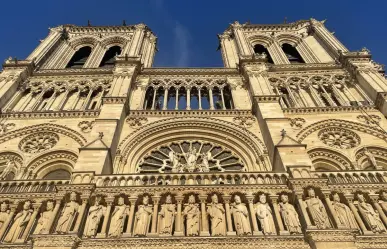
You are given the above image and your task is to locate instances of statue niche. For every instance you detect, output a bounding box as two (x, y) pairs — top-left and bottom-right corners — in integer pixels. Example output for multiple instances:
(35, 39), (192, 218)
(138, 140), (245, 173)
(35, 200), (55, 234)
(158, 195), (176, 236)
(4, 201), (32, 243)
(133, 196), (152, 237)
(84, 197), (105, 238)
(56, 192), (80, 234)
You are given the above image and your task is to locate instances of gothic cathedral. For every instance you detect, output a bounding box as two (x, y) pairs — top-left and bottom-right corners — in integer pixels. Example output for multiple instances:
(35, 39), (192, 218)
(0, 19), (386, 249)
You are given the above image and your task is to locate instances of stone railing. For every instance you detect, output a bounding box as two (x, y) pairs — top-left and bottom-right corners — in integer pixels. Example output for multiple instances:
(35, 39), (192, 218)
(92, 172), (289, 187)
(0, 179), (70, 193)
(313, 170), (387, 184)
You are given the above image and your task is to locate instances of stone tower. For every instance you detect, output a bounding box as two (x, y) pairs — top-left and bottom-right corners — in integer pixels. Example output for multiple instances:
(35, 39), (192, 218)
(0, 19), (386, 249)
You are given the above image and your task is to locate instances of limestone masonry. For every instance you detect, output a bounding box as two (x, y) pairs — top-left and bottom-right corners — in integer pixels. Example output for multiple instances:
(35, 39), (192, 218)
(0, 19), (386, 249)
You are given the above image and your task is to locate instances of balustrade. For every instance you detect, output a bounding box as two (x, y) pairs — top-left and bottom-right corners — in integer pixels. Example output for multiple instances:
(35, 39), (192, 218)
(314, 171), (387, 184)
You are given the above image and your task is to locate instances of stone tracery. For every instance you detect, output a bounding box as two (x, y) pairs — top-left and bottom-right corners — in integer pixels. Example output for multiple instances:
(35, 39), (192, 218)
(19, 132), (59, 154)
(318, 128), (360, 149)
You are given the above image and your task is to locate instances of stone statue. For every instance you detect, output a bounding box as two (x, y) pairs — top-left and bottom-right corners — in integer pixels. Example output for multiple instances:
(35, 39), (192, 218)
(182, 195), (200, 236)
(255, 194), (276, 235)
(108, 197), (128, 238)
(84, 198), (105, 238)
(379, 191), (387, 211)
(169, 150), (181, 173)
(279, 194), (302, 234)
(0, 202), (11, 231)
(357, 194), (385, 233)
(158, 195), (176, 235)
(56, 192), (79, 234)
(0, 160), (14, 180)
(4, 201), (32, 243)
(364, 147), (377, 168)
(199, 151), (211, 172)
(207, 194), (226, 236)
(133, 196), (152, 236)
(186, 147), (199, 172)
(230, 195), (251, 236)
(35, 201), (55, 234)
(305, 188), (331, 229)
(331, 193), (358, 229)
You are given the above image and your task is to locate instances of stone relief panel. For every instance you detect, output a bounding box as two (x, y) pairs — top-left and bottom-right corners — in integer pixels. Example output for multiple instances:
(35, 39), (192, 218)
(137, 140), (245, 173)
(18, 132), (59, 154)
(318, 128), (360, 149)
(78, 121), (95, 133)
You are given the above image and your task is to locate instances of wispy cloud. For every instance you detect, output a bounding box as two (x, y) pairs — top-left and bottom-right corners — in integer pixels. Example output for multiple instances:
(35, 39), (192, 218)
(149, 0), (191, 66)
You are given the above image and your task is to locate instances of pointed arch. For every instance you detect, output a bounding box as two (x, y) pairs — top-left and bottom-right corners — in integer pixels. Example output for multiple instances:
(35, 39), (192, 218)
(354, 146), (387, 170)
(296, 119), (387, 143)
(0, 123), (87, 146)
(308, 147), (354, 171)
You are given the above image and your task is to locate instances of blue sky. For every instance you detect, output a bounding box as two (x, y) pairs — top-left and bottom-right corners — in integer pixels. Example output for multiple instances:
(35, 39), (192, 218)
(1, 0), (387, 68)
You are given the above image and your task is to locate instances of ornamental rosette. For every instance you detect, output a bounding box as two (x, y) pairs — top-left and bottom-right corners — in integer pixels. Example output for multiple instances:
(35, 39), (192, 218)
(19, 132), (59, 154)
(318, 128), (360, 149)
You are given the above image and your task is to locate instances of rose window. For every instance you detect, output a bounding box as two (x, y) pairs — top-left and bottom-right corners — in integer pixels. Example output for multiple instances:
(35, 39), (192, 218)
(19, 132), (59, 154)
(138, 140), (245, 173)
(318, 128), (360, 149)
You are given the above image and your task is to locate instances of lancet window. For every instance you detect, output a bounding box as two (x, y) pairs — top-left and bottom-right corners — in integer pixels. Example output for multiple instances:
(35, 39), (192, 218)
(281, 43), (305, 63)
(138, 140), (245, 173)
(269, 75), (372, 108)
(3, 80), (111, 112)
(99, 46), (122, 67)
(66, 46), (92, 68)
(143, 79), (234, 110)
(253, 44), (274, 64)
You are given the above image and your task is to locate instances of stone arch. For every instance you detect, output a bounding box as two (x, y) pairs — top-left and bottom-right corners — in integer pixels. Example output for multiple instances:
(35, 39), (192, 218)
(308, 147), (354, 171)
(0, 123), (87, 147)
(117, 117), (269, 173)
(275, 33), (302, 47)
(69, 36), (99, 50)
(0, 151), (24, 180)
(25, 149), (78, 179)
(296, 119), (387, 143)
(100, 35), (129, 49)
(354, 145), (387, 170)
(248, 34), (274, 47)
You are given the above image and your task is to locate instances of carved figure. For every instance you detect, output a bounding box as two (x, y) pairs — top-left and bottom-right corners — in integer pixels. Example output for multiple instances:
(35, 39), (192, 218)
(255, 194), (276, 235)
(169, 150), (181, 173)
(108, 197), (128, 238)
(231, 195), (251, 235)
(183, 195), (200, 236)
(35, 201), (55, 234)
(305, 188), (331, 229)
(158, 195), (176, 235)
(0, 202), (10, 231)
(4, 201), (32, 243)
(364, 147), (377, 168)
(331, 193), (358, 229)
(279, 194), (302, 234)
(207, 194), (226, 236)
(56, 192), (79, 234)
(0, 160), (14, 180)
(186, 147), (199, 172)
(133, 196), (152, 236)
(84, 198), (105, 238)
(357, 194), (385, 233)
(199, 151), (211, 172)
(380, 191), (387, 211)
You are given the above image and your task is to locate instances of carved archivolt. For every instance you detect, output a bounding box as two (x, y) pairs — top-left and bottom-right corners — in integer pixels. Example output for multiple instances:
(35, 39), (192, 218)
(0, 123), (15, 135)
(19, 132), (59, 154)
(116, 117), (269, 173)
(308, 148), (354, 170)
(138, 140), (245, 173)
(354, 146), (387, 170)
(0, 123), (87, 147)
(296, 119), (387, 143)
(318, 128), (360, 149)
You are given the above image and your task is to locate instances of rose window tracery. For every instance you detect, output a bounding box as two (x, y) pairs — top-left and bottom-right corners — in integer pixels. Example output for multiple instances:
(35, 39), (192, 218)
(138, 140), (245, 173)
(19, 132), (59, 154)
(318, 128), (360, 149)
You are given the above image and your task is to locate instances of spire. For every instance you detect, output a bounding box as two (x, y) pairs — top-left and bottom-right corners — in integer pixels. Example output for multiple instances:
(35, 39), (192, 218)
(87, 20), (91, 27)
(123, 20), (127, 26)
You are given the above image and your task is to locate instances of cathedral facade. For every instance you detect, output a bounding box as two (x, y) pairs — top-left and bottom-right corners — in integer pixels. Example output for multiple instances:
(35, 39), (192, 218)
(0, 19), (386, 249)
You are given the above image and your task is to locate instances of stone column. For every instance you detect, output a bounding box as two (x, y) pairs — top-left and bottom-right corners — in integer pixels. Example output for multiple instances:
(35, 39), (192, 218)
(149, 195), (160, 236)
(97, 197), (114, 238)
(220, 88), (226, 110)
(72, 198), (88, 233)
(345, 194), (372, 235)
(175, 88), (179, 110)
(223, 195), (236, 236)
(174, 195), (184, 236)
(162, 88), (168, 110)
(269, 195), (287, 235)
(296, 194), (313, 229)
(19, 202), (42, 241)
(0, 203), (16, 240)
(199, 195), (210, 236)
(209, 88), (214, 110)
(323, 192), (342, 229)
(198, 88), (202, 110)
(124, 196), (137, 236)
(246, 195), (260, 235)
(186, 88), (191, 110)
(370, 195), (387, 227)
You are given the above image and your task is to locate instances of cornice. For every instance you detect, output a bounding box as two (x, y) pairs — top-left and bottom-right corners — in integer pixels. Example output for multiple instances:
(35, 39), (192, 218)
(243, 19), (310, 32)
(268, 63), (342, 72)
(0, 110), (100, 120)
(306, 229), (357, 242)
(33, 68), (113, 76)
(141, 67), (239, 76)
(127, 109), (252, 117)
(283, 106), (378, 115)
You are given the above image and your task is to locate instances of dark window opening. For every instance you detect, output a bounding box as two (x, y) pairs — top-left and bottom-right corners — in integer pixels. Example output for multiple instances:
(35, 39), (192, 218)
(178, 87), (187, 110)
(190, 87), (199, 109)
(253, 44), (274, 64)
(200, 87), (210, 109)
(167, 87), (176, 110)
(155, 88), (164, 110)
(144, 87), (154, 110)
(66, 46), (92, 68)
(212, 87), (223, 110)
(282, 43), (304, 63)
(43, 169), (71, 180)
(223, 86), (234, 109)
(99, 46), (122, 67)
